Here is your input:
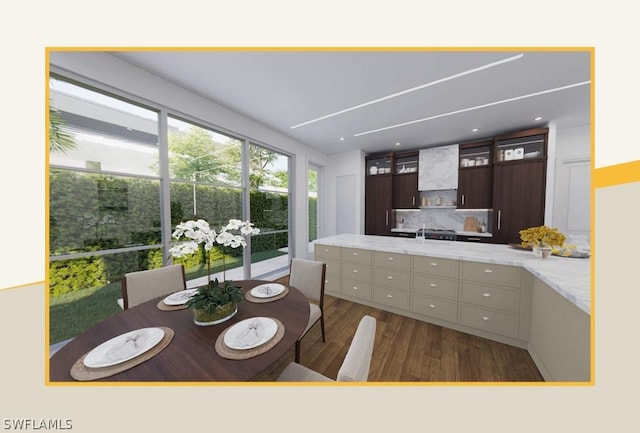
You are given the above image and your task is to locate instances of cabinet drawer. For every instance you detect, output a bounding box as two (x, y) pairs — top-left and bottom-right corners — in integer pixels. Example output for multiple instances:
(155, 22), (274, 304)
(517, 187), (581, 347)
(342, 247), (372, 264)
(459, 304), (519, 338)
(341, 262), (372, 282)
(314, 244), (341, 260)
(323, 260), (341, 279)
(373, 268), (411, 290)
(324, 275), (340, 293)
(412, 274), (458, 301)
(412, 255), (459, 278)
(373, 285), (410, 310)
(461, 261), (521, 288)
(411, 293), (458, 323)
(460, 281), (520, 313)
(341, 278), (372, 301)
(373, 251), (411, 270)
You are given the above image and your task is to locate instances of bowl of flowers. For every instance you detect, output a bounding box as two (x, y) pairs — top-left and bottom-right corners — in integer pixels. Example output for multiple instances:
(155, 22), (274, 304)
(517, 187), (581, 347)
(519, 225), (566, 259)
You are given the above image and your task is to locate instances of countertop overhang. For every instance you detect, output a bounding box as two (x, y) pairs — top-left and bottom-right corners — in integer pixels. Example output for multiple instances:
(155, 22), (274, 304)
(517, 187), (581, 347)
(313, 234), (591, 315)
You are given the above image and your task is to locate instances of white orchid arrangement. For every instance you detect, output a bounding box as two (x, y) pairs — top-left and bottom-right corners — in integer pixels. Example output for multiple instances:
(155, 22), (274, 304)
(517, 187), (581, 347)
(169, 218), (260, 282)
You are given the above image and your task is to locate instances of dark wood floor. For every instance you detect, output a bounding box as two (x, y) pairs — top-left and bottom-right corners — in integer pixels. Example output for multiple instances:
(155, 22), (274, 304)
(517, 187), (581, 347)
(252, 276), (544, 382)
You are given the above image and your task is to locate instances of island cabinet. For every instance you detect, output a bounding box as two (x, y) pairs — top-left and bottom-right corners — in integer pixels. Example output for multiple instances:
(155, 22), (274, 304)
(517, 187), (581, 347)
(459, 261), (531, 343)
(410, 256), (459, 323)
(314, 244), (532, 349)
(315, 245), (341, 293)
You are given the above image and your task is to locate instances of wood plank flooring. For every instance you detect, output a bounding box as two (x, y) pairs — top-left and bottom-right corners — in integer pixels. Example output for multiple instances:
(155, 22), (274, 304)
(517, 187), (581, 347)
(252, 276), (544, 382)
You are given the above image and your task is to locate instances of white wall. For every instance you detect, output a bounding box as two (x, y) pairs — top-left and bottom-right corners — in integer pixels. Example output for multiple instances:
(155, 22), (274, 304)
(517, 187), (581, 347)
(325, 150), (366, 236)
(552, 123), (591, 242)
(49, 51), (328, 260)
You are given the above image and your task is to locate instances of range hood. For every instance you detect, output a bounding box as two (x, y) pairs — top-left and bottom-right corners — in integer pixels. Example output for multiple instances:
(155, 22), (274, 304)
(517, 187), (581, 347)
(418, 144), (459, 191)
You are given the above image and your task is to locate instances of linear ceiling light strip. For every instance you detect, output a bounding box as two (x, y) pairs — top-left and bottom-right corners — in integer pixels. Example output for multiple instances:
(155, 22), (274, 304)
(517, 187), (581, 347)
(289, 53), (524, 129)
(353, 80), (591, 137)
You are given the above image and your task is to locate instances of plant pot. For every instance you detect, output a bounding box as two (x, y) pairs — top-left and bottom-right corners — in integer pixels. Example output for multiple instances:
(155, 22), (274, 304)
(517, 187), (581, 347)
(192, 302), (238, 326)
(532, 246), (552, 259)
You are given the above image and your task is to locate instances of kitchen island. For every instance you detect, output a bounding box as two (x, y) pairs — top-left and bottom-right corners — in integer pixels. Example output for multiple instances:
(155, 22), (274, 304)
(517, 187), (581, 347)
(313, 234), (591, 382)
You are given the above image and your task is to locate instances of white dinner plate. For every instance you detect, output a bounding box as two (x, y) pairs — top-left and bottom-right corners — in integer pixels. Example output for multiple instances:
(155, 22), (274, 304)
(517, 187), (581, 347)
(163, 288), (198, 306)
(223, 317), (278, 350)
(83, 327), (165, 368)
(250, 283), (286, 299)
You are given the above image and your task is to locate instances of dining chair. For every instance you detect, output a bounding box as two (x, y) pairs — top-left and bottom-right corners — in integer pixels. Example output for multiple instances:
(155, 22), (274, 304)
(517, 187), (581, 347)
(117, 264), (187, 310)
(277, 315), (377, 382)
(288, 258), (326, 363)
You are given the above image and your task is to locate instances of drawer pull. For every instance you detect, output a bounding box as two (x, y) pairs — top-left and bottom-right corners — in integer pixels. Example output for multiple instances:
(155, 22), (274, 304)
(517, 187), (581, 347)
(429, 283), (437, 287)
(325, 280), (329, 283)
(429, 304), (436, 309)
(387, 257), (394, 261)
(483, 269), (493, 273)
(387, 276), (393, 280)
(430, 262), (438, 267)
(353, 252), (358, 256)
(324, 249), (329, 252)
(353, 269), (358, 273)
(482, 293), (492, 298)
(386, 295), (393, 299)
(482, 316), (490, 321)
(352, 286), (358, 290)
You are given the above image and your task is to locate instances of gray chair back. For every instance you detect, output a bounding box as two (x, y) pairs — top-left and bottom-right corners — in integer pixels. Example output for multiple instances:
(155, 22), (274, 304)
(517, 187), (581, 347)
(122, 264), (186, 309)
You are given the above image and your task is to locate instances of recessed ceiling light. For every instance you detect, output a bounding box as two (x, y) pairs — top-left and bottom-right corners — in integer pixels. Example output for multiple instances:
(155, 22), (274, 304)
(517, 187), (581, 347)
(395, 142), (401, 146)
(472, 128), (479, 132)
(339, 137), (345, 141)
(534, 116), (543, 121)
(290, 53), (525, 129)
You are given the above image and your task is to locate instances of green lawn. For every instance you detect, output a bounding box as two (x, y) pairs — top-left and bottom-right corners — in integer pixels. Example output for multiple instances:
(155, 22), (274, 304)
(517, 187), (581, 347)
(49, 249), (286, 344)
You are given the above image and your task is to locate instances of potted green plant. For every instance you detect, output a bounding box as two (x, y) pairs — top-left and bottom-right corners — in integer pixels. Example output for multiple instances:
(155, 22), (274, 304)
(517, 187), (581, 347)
(186, 278), (243, 325)
(169, 218), (260, 325)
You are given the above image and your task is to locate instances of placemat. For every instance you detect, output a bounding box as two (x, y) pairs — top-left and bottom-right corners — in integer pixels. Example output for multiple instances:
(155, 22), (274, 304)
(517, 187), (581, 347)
(70, 327), (174, 381)
(157, 299), (188, 311)
(214, 319), (284, 360)
(244, 286), (289, 303)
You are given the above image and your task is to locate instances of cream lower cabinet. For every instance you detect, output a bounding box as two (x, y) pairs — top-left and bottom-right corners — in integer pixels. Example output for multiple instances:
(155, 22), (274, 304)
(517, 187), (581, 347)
(411, 255), (459, 324)
(527, 277), (590, 381)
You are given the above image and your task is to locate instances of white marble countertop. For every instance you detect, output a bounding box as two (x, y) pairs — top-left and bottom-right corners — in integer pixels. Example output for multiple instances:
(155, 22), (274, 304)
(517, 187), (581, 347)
(313, 234), (591, 315)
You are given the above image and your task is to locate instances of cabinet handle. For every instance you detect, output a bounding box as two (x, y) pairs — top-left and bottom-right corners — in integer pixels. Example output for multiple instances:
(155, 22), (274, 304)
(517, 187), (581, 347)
(324, 279), (329, 283)
(429, 304), (436, 309)
(324, 248), (329, 252)
(482, 316), (490, 321)
(412, 196), (416, 206)
(461, 194), (465, 206)
(482, 293), (492, 298)
(387, 257), (394, 261)
(353, 269), (358, 273)
(497, 210), (502, 230)
(484, 269), (493, 273)
(430, 262), (438, 267)
(429, 283), (437, 287)
(386, 210), (389, 226)
(353, 252), (358, 256)
(386, 295), (393, 299)
(352, 286), (358, 290)
(387, 276), (393, 280)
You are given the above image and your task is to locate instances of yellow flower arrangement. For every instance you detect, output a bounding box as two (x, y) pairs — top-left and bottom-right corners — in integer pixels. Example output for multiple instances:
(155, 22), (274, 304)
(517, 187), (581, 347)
(519, 225), (566, 248)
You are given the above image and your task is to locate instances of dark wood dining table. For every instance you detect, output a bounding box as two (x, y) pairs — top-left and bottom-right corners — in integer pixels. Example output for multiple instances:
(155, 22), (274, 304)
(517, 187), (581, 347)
(49, 280), (310, 382)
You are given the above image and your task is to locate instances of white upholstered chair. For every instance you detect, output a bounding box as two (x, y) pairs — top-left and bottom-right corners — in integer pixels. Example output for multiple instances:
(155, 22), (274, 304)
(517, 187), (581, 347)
(117, 264), (187, 310)
(288, 258), (326, 363)
(277, 315), (377, 382)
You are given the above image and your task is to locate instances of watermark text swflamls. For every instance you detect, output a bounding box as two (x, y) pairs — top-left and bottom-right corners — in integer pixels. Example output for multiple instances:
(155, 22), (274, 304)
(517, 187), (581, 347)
(2, 419), (72, 430)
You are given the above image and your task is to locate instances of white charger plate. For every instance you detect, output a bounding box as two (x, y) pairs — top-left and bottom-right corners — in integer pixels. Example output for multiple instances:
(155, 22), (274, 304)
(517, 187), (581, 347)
(163, 288), (198, 306)
(223, 317), (278, 350)
(250, 283), (285, 299)
(83, 327), (165, 368)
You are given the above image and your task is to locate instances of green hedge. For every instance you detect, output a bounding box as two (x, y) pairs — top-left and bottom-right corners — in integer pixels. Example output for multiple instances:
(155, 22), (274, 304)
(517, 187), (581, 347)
(49, 170), (307, 297)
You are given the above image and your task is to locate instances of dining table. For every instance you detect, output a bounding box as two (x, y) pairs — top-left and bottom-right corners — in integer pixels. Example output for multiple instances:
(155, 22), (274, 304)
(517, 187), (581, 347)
(48, 280), (310, 382)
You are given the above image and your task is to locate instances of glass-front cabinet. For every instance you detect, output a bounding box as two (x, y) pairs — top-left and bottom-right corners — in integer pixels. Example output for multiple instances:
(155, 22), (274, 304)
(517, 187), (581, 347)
(394, 152), (418, 174)
(494, 129), (547, 163)
(459, 140), (492, 168)
(366, 153), (393, 176)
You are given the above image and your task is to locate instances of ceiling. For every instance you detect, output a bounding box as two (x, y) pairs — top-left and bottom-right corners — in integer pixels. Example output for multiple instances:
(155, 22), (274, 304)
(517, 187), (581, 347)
(111, 49), (591, 156)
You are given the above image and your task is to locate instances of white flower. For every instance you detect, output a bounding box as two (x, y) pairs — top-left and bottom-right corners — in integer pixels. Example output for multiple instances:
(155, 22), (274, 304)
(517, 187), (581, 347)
(170, 218), (259, 259)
